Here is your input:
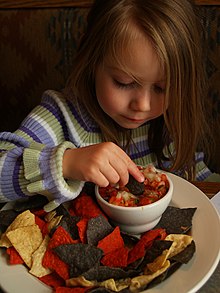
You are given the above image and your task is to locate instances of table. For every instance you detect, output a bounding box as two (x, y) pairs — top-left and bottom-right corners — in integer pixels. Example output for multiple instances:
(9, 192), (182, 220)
(0, 181), (219, 293)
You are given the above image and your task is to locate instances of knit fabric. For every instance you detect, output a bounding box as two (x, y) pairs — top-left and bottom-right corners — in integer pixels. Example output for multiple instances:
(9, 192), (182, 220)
(0, 90), (214, 211)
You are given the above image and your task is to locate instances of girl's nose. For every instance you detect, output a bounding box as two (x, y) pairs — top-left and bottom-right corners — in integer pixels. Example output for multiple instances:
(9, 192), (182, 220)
(130, 90), (151, 112)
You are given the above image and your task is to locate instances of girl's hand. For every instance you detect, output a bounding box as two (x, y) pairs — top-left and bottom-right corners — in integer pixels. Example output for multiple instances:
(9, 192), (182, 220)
(63, 142), (144, 187)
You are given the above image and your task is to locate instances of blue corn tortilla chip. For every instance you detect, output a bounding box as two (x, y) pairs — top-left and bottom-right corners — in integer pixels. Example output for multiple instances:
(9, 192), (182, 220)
(156, 206), (197, 234)
(86, 215), (114, 246)
(53, 243), (103, 277)
(13, 194), (48, 212)
(82, 264), (138, 282)
(170, 240), (196, 264)
(147, 261), (182, 289)
(0, 209), (19, 233)
(126, 174), (145, 195)
(55, 204), (71, 217)
(57, 215), (81, 240)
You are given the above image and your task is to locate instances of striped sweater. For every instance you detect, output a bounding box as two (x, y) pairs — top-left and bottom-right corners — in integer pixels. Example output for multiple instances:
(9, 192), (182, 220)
(0, 90), (217, 211)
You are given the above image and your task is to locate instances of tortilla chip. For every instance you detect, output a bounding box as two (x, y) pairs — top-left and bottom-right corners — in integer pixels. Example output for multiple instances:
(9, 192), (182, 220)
(39, 272), (65, 288)
(129, 260), (170, 292)
(0, 210), (35, 248)
(82, 265), (136, 282)
(6, 224), (43, 268)
(170, 240), (196, 264)
(72, 192), (105, 219)
(99, 278), (131, 292)
(29, 235), (52, 277)
(157, 206), (196, 234)
(165, 234), (193, 258)
(13, 195), (48, 212)
(97, 226), (124, 255)
(66, 275), (96, 287)
(6, 246), (24, 265)
(0, 209), (19, 233)
(53, 243), (103, 278)
(87, 215), (113, 246)
(146, 250), (170, 273)
(101, 246), (129, 268)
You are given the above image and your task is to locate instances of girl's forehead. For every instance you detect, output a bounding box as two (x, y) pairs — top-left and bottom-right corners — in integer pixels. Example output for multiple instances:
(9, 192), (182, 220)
(104, 32), (165, 83)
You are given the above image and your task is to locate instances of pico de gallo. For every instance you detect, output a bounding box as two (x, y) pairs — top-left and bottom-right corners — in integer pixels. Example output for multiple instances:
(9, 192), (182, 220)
(98, 165), (170, 207)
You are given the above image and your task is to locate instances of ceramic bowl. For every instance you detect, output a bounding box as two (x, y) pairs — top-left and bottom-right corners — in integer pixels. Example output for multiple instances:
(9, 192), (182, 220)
(95, 171), (173, 234)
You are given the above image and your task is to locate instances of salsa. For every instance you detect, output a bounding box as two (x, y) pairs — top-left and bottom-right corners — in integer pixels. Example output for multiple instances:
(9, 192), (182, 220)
(99, 165), (170, 207)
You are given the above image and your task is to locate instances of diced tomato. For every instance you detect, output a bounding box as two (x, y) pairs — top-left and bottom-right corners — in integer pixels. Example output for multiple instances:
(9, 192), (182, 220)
(138, 197), (152, 206)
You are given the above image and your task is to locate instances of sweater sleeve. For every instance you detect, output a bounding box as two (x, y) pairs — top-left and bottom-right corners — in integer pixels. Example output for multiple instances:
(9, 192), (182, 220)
(195, 152), (220, 182)
(0, 90), (85, 211)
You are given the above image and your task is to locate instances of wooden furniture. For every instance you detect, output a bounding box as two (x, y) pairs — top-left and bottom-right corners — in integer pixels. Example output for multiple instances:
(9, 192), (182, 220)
(0, 0), (220, 9)
(192, 181), (220, 198)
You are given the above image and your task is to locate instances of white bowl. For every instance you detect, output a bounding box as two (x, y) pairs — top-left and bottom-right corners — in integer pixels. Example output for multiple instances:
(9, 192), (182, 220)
(95, 173), (173, 234)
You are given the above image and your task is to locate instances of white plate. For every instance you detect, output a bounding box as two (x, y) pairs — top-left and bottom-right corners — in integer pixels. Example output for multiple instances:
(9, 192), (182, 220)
(0, 173), (220, 293)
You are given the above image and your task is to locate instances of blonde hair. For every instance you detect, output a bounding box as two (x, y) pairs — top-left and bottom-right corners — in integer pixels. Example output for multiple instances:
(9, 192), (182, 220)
(65, 0), (212, 180)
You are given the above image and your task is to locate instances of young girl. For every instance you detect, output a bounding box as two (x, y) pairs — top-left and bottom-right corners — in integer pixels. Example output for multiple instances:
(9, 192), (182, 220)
(0, 0), (219, 211)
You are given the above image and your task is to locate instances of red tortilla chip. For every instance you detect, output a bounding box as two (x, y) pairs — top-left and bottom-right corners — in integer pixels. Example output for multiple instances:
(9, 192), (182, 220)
(97, 226), (124, 255)
(48, 226), (78, 250)
(71, 193), (105, 219)
(67, 206), (77, 216)
(39, 272), (64, 288)
(77, 218), (88, 243)
(31, 208), (47, 218)
(35, 215), (48, 237)
(127, 228), (166, 264)
(101, 246), (129, 267)
(42, 249), (69, 280)
(42, 226), (78, 280)
(6, 247), (24, 265)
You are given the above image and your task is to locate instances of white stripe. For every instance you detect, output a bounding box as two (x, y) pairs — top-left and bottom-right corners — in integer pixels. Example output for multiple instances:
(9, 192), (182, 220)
(30, 113), (59, 145)
(0, 152), (7, 200)
(51, 91), (82, 146)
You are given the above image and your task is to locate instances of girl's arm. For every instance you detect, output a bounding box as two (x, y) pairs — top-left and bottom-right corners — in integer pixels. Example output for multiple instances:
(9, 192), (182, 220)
(0, 90), (84, 211)
(0, 90), (143, 211)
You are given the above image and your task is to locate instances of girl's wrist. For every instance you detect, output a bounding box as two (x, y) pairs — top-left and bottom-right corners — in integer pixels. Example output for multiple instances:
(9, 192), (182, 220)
(63, 148), (75, 180)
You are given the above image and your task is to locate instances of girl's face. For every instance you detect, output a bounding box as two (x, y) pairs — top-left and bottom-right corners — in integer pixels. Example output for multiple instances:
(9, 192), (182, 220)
(95, 35), (166, 129)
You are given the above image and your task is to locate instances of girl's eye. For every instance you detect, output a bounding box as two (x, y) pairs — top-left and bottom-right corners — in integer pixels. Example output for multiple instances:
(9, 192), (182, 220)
(154, 85), (165, 94)
(113, 79), (136, 89)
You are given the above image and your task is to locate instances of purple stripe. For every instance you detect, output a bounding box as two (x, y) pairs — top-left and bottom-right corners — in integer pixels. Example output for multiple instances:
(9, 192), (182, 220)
(1, 148), (27, 200)
(13, 156), (27, 197)
(21, 116), (56, 146)
(130, 149), (151, 160)
(0, 132), (30, 148)
(19, 126), (42, 143)
(41, 101), (69, 141)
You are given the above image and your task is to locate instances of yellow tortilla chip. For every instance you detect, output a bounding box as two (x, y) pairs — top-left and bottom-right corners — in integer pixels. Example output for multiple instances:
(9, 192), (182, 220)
(66, 276), (96, 287)
(146, 249), (170, 273)
(66, 276), (130, 292)
(130, 260), (170, 292)
(29, 235), (52, 277)
(44, 210), (57, 222)
(165, 234), (193, 258)
(99, 278), (131, 292)
(6, 224), (43, 268)
(47, 215), (63, 232)
(0, 210), (35, 248)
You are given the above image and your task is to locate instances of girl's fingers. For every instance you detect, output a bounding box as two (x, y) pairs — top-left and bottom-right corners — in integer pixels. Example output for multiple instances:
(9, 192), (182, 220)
(128, 162), (145, 183)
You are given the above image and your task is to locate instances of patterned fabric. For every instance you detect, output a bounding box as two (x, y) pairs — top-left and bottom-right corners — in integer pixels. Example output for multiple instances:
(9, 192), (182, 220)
(0, 6), (220, 172)
(0, 90), (216, 211)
